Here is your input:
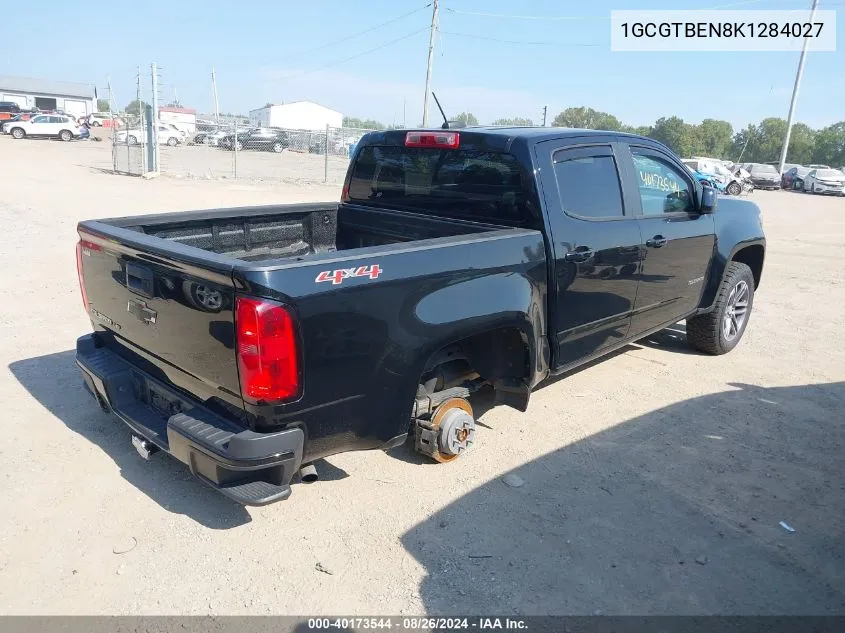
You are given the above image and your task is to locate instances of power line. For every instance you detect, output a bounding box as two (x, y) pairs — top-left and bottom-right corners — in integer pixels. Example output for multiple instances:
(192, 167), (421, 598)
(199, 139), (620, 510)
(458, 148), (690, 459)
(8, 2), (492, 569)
(443, 0), (777, 21)
(444, 7), (607, 20)
(279, 28), (430, 81)
(439, 30), (602, 46)
(277, 3), (431, 63)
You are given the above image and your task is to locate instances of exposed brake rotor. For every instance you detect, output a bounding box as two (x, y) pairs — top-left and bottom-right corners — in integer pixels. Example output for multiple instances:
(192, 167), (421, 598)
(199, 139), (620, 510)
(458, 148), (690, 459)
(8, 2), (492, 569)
(414, 397), (476, 463)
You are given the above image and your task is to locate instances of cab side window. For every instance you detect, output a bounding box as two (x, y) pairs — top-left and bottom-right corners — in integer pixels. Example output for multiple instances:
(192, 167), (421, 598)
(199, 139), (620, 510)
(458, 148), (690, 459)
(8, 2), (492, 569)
(632, 152), (695, 215)
(553, 146), (625, 220)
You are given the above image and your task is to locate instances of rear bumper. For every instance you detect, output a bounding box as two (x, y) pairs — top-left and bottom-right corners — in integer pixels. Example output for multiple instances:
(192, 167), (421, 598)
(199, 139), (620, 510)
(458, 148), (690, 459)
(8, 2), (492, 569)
(76, 334), (304, 506)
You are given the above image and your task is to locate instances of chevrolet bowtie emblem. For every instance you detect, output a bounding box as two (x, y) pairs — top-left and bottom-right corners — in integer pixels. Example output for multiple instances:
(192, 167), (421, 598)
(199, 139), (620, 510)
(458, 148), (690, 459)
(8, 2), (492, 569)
(127, 299), (157, 325)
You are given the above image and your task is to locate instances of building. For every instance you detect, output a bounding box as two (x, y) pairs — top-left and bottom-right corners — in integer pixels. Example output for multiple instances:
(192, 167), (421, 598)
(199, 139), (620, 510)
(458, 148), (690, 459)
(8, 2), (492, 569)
(248, 101), (342, 131)
(159, 106), (197, 134)
(0, 75), (95, 118)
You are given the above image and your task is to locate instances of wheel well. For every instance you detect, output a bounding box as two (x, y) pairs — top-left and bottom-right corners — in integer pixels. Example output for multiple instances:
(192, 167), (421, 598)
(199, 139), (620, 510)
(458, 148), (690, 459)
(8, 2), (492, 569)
(422, 327), (530, 391)
(731, 245), (764, 288)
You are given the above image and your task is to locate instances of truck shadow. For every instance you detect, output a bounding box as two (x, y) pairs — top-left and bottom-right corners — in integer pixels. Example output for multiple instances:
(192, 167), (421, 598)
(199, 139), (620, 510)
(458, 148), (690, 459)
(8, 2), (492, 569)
(636, 322), (701, 355)
(401, 381), (845, 615)
(8, 349), (253, 529)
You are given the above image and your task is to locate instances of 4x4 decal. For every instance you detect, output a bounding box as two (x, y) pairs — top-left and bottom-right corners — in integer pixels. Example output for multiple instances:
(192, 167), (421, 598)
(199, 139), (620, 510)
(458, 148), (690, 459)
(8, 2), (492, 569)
(315, 264), (382, 286)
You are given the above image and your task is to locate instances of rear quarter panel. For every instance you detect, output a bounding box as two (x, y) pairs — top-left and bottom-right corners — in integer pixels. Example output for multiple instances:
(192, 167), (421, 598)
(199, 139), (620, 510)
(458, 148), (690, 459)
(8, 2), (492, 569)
(236, 229), (548, 460)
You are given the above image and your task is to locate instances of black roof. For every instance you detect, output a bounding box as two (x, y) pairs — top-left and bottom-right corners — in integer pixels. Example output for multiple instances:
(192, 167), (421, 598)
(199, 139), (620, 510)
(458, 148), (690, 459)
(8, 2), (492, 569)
(458, 125), (641, 140)
(358, 126), (660, 153)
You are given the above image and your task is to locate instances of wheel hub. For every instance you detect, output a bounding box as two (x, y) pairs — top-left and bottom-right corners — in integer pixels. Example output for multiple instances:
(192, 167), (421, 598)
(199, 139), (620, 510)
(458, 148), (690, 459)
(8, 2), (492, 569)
(722, 280), (749, 341)
(437, 407), (476, 456)
(414, 397), (475, 463)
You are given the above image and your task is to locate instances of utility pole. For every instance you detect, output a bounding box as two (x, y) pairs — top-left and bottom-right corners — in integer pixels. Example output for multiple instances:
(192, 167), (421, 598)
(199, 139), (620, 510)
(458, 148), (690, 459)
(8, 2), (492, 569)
(211, 68), (220, 125)
(106, 75), (114, 111)
(151, 62), (160, 173)
(778, 0), (819, 174)
(422, 0), (439, 127)
(542, 105), (548, 127)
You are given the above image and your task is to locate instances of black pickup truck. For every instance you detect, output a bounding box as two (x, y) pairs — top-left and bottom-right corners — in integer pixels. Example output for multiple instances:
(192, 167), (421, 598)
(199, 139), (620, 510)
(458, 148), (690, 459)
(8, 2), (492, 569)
(75, 127), (765, 505)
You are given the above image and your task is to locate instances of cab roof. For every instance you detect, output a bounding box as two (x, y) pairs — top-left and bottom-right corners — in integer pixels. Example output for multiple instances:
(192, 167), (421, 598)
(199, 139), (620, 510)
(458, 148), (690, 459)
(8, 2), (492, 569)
(357, 126), (655, 154)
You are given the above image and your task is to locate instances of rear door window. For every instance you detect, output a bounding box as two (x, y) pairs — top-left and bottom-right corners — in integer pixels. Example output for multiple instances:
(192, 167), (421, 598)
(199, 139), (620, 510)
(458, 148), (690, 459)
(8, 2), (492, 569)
(551, 145), (625, 220)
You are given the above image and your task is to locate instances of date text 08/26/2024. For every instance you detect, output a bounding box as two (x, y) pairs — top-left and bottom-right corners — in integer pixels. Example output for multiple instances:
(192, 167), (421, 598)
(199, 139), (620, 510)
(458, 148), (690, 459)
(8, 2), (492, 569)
(307, 617), (527, 630)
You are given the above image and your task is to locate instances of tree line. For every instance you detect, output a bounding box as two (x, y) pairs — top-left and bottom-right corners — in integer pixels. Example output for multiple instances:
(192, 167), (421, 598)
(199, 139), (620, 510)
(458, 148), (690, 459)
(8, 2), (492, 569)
(344, 107), (845, 167)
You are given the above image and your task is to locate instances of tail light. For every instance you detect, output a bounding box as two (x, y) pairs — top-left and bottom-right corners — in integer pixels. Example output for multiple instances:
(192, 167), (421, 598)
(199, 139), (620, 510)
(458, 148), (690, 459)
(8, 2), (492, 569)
(75, 235), (101, 313)
(405, 131), (459, 149)
(235, 296), (301, 403)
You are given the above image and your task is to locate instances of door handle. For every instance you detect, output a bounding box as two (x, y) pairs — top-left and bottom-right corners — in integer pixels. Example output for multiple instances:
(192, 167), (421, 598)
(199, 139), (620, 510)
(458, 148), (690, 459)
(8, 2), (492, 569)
(564, 247), (594, 263)
(646, 235), (668, 248)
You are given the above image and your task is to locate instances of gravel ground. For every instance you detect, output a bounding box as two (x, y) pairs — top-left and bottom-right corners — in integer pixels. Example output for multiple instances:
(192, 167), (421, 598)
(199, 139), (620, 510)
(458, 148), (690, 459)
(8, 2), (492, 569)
(1, 136), (844, 616)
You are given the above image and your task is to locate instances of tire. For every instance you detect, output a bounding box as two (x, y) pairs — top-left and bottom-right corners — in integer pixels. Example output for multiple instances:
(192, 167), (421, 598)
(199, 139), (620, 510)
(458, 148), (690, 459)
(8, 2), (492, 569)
(272, 142), (283, 153)
(167, 136), (178, 147)
(726, 181), (741, 196)
(235, 141), (243, 151)
(59, 129), (73, 142)
(127, 135), (138, 145)
(686, 261), (755, 355)
(91, 120), (102, 127)
(10, 127), (25, 139)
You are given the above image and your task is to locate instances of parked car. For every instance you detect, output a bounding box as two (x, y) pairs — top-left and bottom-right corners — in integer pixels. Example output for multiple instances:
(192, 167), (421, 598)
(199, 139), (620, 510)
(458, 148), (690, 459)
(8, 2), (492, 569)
(75, 127), (765, 505)
(682, 158), (744, 195)
(115, 124), (183, 146)
(684, 165), (726, 192)
(0, 101), (21, 121)
(218, 127), (290, 152)
(193, 130), (230, 146)
(0, 112), (38, 133)
(778, 162), (801, 174)
(88, 112), (123, 128)
(6, 114), (80, 141)
(746, 163), (781, 190)
(160, 122), (188, 139)
(781, 166), (811, 190)
(802, 168), (845, 195)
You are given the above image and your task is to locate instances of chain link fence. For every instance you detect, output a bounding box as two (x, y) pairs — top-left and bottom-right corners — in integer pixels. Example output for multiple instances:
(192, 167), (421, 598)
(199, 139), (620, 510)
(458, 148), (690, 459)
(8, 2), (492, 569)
(111, 112), (147, 176)
(103, 64), (376, 183)
(158, 121), (374, 184)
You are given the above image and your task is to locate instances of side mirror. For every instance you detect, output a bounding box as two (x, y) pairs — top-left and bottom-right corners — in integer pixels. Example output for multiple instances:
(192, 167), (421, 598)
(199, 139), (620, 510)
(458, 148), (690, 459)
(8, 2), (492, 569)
(699, 185), (717, 214)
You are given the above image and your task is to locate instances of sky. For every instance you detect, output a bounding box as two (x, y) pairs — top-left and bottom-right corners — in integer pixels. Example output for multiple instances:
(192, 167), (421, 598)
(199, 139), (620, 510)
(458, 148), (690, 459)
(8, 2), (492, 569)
(3, 0), (844, 130)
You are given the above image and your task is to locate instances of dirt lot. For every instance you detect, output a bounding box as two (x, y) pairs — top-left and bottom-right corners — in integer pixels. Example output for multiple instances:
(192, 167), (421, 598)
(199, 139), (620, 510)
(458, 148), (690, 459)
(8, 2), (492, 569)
(1, 135), (844, 616)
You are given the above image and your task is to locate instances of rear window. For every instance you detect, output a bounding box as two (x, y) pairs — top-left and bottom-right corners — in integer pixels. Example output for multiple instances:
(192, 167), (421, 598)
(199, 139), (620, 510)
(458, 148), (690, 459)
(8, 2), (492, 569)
(346, 145), (533, 226)
(751, 164), (778, 174)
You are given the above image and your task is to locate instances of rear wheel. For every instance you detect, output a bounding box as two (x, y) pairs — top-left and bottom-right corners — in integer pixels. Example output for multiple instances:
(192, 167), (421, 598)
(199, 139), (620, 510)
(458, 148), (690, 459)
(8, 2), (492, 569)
(272, 141), (283, 153)
(127, 135), (138, 145)
(235, 140), (243, 151)
(10, 127), (25, 139)
(726, 181), (741, 196)
(166, 136), (178, 147)
(90, 120), (102, 127)
(59, 129), (73, 142)
(686, 261), (755, 355)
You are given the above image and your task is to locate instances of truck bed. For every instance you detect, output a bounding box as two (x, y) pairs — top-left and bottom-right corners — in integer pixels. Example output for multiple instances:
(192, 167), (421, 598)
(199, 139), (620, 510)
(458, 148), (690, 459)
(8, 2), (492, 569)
(104, 202), (500, 263)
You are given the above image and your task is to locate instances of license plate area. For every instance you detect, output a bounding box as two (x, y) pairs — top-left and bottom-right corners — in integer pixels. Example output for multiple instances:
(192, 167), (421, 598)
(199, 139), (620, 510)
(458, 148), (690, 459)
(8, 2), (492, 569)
(131, 371), (193, 419)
